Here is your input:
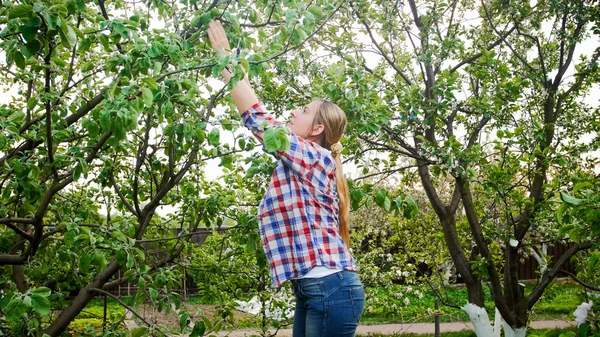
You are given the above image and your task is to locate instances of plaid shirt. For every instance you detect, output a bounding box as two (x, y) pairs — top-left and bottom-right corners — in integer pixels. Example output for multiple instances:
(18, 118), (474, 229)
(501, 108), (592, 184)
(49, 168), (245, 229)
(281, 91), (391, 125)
(242, 102), (357, 288)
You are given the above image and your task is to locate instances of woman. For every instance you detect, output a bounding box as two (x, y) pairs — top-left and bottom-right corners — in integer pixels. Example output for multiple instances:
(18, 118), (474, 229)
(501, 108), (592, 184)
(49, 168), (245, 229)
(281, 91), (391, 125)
(208, 20), (364, 337)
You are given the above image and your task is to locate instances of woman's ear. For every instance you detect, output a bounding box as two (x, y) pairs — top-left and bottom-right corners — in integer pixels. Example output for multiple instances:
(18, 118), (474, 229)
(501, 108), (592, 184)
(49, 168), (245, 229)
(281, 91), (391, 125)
(310, 124), (325, 137)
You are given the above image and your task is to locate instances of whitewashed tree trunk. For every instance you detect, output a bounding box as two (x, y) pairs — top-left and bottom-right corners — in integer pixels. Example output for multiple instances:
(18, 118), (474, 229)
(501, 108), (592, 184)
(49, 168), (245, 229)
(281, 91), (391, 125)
(504, 322), (527, 337)
(493, 307), (503, 337)
(462, 303), (516, 337)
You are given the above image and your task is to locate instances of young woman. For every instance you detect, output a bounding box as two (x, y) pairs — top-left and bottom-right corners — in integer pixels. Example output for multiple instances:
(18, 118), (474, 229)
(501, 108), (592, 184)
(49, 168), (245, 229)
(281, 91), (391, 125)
(208, 20), (365, 337)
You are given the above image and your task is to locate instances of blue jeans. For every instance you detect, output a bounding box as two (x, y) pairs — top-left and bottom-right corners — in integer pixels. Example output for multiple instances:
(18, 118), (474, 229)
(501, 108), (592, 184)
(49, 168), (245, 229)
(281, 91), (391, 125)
(291, 271), (365, 337)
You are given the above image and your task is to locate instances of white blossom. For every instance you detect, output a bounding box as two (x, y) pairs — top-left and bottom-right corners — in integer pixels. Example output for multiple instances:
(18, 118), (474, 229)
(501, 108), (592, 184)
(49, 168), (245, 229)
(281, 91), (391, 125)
(509, 238), (519, 247)
(574, 301), (594, 327)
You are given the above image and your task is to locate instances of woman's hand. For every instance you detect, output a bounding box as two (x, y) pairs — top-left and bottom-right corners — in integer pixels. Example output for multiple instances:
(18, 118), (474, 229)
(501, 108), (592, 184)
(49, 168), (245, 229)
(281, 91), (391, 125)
(207, 20), (231, 56)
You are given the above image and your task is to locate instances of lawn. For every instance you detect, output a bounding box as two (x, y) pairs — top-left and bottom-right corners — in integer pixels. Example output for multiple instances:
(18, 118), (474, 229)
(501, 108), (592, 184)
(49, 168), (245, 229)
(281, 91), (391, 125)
(69, 280), (584, 333)
(360, 280), (583, 324)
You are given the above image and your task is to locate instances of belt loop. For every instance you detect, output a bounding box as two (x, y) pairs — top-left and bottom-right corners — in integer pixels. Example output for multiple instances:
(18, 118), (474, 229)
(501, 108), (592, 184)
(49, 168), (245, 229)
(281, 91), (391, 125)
(338, 272), (344, 280)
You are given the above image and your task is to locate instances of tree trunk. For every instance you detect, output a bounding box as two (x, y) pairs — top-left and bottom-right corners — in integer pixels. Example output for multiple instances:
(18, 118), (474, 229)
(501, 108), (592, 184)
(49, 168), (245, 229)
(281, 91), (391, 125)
(11, 228), (29, 293)
(44, 261), (121, 337)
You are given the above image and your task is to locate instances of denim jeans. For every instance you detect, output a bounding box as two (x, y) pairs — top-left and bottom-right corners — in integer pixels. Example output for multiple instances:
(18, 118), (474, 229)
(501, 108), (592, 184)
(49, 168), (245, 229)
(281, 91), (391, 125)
(291, 271), (365, 337)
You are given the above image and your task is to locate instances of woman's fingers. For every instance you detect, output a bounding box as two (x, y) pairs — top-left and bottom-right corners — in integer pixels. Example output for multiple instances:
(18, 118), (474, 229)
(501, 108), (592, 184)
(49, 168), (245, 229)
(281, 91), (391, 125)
(207, 20), (230, 53)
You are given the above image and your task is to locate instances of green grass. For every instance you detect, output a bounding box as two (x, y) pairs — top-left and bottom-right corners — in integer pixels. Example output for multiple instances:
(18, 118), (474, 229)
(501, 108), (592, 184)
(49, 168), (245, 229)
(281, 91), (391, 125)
(67, 298), (128, 333)
(360, 281), (584, 325)
(75, 280), (584, 332)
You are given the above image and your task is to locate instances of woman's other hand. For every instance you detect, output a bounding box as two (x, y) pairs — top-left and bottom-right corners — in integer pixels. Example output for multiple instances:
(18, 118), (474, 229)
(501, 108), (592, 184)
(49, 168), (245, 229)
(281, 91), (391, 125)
(207, 20), (231, 56)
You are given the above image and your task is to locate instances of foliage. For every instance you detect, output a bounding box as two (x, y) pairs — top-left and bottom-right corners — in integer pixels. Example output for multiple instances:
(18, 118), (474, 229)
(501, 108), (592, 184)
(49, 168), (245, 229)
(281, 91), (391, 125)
(0, 0), (346, 335)
(270, 0), (600, 333)
(1, 0), (598, 335)
(557, 175), (600, 336)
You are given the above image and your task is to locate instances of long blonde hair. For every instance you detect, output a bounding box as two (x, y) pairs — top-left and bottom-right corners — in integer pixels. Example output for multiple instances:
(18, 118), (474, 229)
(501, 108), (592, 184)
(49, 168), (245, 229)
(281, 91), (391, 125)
(312, 99), (350, 246)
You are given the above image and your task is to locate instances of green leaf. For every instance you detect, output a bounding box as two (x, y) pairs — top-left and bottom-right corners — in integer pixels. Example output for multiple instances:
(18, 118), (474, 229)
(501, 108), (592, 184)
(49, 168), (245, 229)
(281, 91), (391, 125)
(6, 299), (26, 321)
(31, 294), (51, 315)
(558, 224), (575, 238)
(141, 77), (158, 90)
(20, 24), (38, 43)
(556, 203), (569, 224)
(81, 61), (94, 72)
(350, 189), (365, 211)
(572, 182), (592, 193)
(79, 254), (92, 273)
(98, 34), (111, 51)
(560, 192), (583, 206)
(190, 321), (206, 337)
(263, 127), (290, 152)
(27, 97), (37, 110)
(9, 4), (33, 18)
(307, 6), (323, 18)
(8, 111), (26, 124)
(383, 197), (391, 212)
(0, 136), (7, 149)
(14, 50), (26, 69)
(199, 12), (211, 27)
(208, 128), (220, 146)
(374, 189), (387, 207)
(578, 322), (590, 337)
(589, 253), (599, 268)
(32, 287), (51, 297)
(179, 311), (190, 330)
(210, 8), (221, 18)
(59, 22), (77, 49)
(116, 250), (127, 264)
(64, 230), (76, 247)
(149, 287), (158, 301)
(569, 228), (580, 243)
(126, 251), (135, 268)
(73, 163), (83, 181)
(403, 199), (418, 219)
(130, 327), (148, 337)
(141, 87), (153, 107)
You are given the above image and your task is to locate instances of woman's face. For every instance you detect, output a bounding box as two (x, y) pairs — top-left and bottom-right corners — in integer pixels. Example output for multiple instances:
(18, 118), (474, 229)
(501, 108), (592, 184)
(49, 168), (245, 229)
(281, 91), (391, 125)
(287, 100), (324, 140)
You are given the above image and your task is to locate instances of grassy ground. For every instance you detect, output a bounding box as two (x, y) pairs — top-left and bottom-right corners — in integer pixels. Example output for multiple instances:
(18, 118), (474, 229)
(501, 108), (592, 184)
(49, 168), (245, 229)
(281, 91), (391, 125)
(68, 281), (584, 333)
(360, 280), (582, 325)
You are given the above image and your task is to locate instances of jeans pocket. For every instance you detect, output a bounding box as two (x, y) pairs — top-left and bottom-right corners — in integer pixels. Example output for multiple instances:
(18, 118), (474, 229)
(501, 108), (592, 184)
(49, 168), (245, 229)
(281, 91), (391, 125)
(300, 282), (325, 298)
(349, 286), (365, 323)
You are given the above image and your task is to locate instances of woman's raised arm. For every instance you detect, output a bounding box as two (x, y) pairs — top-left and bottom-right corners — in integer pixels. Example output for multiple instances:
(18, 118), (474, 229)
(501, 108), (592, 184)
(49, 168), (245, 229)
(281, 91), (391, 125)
(207, 20), (258, 114)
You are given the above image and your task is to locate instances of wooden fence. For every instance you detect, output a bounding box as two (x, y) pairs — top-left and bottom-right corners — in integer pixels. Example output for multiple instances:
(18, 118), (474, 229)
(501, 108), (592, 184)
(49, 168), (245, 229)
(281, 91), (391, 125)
(105, 230), (578, 299)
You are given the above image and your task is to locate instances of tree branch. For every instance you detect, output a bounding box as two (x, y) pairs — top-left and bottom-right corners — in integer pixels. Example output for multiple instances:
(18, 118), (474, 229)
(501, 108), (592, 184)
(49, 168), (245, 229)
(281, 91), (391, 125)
(456, 176), (515, 324)
(44, 44), (59, 182)
(1, 221), (34, 241)
(108, 171), (138, 217)
(450, 26), (517, 73)
(351, 1), (412, 85)
(560, 270), (600, 292)
(481, 1), (536, 73)
(0, 254), (27, 265)
(527, 242), (593, 309)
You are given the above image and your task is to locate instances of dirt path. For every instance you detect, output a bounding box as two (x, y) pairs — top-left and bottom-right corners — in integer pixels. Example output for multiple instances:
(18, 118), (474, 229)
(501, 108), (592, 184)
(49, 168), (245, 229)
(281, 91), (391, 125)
(208, 319), (574, 336)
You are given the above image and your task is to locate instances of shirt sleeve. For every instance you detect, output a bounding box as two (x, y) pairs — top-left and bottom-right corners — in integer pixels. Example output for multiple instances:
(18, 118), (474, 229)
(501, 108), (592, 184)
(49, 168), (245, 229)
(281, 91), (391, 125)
(241, 102), (329, 177)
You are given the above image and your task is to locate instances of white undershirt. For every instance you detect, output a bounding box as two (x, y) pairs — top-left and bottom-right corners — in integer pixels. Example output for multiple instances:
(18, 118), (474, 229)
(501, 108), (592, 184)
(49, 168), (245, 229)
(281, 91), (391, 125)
(297, 266), (342, 279)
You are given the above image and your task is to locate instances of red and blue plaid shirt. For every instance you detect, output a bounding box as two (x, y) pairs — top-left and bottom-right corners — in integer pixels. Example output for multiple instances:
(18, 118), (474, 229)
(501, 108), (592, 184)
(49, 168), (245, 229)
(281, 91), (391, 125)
(242, 102), (358, 288)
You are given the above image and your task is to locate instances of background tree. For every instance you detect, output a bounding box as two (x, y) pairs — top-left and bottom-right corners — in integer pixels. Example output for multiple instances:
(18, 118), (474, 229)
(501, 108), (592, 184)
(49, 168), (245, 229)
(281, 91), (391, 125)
(271, 0), (600, 335)
(0, 0), (345, 335)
